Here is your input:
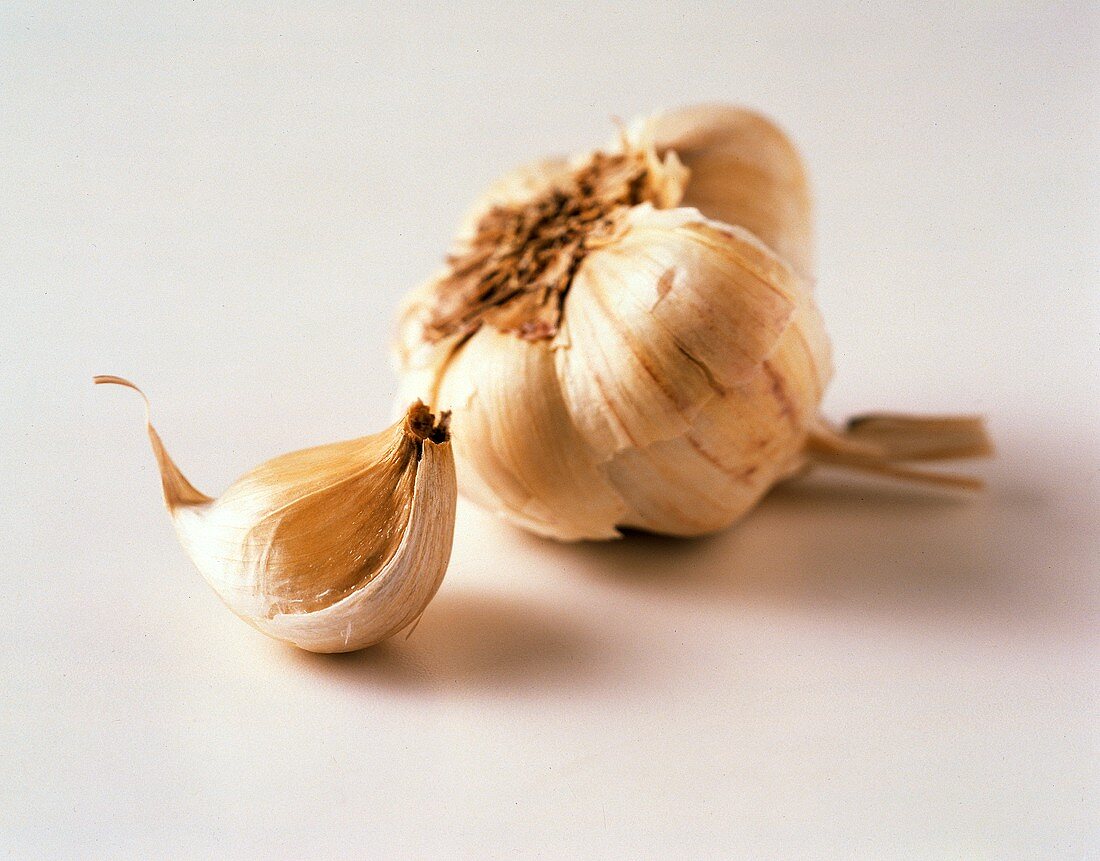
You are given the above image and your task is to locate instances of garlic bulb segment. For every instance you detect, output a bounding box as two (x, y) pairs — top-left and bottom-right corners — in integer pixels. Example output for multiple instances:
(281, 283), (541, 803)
(394, 104), (990, 541)
(648, 103), (814, 277)
(96, 376), (456, 652)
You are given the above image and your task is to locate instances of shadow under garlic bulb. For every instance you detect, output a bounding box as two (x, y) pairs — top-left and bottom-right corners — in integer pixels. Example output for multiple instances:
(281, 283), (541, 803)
(395, 104), (990, 541)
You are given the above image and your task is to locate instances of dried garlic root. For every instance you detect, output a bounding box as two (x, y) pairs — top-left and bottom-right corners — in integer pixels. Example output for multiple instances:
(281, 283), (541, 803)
(395, 104), (992, 540)
(96, 376), (456, 652)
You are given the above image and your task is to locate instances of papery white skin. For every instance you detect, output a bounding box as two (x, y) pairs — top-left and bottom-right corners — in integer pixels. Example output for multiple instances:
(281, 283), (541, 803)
(396, 106), (831, 540)
(395, 104), (986, 541)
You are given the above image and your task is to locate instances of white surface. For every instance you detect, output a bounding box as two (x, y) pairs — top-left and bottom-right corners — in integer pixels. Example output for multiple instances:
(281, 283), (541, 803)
(2, 3), (1098, 858)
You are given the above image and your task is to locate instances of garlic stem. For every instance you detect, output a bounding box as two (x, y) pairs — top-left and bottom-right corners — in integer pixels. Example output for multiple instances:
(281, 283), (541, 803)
(806, 415), (992, 490)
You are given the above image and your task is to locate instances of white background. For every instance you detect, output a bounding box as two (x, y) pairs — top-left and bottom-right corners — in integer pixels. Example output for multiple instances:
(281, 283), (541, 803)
(2, 3), (1097, 858)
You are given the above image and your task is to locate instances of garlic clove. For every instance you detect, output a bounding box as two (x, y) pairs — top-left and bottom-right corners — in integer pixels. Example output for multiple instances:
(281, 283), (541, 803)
(614, 208), (804, 385)
(432, 330), (628, 541)
(96, 376), (456, 652)
(650, 103), (814, 277)
(603, 299), (829, 535)
(554, 205), (803, 463)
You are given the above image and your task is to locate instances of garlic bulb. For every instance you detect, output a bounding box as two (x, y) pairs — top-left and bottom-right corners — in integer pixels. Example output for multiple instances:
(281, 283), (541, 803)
(395, 104), (990, 541)
(96, 376), (456, 652)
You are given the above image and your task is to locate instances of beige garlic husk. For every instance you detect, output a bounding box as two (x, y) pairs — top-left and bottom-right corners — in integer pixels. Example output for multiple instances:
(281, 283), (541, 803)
(394, 104), (991, 541)
(96, 376), (456, 652)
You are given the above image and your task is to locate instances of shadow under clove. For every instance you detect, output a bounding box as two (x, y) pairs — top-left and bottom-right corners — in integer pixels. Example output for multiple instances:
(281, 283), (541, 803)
(282, 584), (617, 697)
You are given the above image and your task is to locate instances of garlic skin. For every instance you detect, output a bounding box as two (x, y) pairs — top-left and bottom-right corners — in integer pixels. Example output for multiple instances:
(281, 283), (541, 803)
(97, 376), (456, 652)
(395, 104), (988, 541)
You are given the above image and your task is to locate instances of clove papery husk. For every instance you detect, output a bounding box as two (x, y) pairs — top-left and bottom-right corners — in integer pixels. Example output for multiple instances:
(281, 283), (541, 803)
(96, 376), (456, 652)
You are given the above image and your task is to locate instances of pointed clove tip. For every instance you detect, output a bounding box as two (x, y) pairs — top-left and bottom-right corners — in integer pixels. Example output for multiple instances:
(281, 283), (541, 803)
(94, 374), (141, 393)
(94, 375), (152, 415)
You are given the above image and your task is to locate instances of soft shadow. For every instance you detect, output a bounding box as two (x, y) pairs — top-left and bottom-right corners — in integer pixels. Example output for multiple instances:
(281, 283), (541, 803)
(530, 474), (1086, 633)
(283, 586), (613, 696)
